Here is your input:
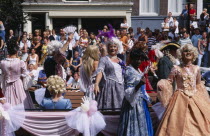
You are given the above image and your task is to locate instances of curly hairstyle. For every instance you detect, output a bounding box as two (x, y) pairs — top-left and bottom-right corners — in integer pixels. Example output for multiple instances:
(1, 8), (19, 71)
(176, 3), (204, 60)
(47, 40), (63, 56)
(177, 44), (198, 62)
(47, 75), (66, 94)
(7, 37), (19, 55)
(82, 45), (99, 78)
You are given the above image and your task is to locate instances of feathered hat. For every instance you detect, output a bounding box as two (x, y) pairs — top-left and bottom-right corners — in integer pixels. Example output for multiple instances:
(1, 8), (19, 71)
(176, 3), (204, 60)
(63, 25), (77, 34)
(97, 24), (123, 54)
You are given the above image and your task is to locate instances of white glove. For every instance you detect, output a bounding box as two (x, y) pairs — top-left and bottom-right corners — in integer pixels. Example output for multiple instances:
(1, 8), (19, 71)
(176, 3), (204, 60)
(80, 96), (90, 112)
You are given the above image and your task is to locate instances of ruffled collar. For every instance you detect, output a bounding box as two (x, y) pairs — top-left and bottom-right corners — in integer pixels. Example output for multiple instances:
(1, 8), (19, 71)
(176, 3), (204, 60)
(6, 58), (19, 61)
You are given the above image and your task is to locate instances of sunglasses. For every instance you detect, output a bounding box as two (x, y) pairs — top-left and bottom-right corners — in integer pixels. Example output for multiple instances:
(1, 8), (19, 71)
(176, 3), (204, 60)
(183, 50), (192, 53)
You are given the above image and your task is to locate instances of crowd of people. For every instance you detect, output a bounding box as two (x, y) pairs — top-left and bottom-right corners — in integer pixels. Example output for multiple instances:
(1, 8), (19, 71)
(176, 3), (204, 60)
(0, 3), (210, 136)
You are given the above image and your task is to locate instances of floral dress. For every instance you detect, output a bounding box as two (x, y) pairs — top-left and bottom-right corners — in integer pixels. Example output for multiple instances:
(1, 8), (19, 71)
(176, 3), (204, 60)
(118, 66), (153, 136)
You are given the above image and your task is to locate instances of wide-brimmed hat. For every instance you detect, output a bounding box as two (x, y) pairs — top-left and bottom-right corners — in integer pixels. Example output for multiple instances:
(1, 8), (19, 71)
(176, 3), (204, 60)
(160, 42), (180, 51)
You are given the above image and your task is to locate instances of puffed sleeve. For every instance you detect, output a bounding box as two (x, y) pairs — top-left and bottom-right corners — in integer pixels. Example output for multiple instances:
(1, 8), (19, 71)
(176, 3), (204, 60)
(20, 60), (28, 76)
(124, 67), (143, 107)
(66, 99), (72, 109)
(157, 66), (177, 107)
(95, 57), (107, 80)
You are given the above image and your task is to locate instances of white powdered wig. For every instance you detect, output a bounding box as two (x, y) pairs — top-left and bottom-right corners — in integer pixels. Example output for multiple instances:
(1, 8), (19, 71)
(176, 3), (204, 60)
(111, 37), (123, 54)
(47, 40), (63, 55)
(151, 43), (164, 59)
(63, 25), (77, 34)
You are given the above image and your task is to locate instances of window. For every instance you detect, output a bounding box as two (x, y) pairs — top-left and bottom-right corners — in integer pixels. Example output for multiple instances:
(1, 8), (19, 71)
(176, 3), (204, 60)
(168, 0), (186, 16)
(139, 0), (160, 16)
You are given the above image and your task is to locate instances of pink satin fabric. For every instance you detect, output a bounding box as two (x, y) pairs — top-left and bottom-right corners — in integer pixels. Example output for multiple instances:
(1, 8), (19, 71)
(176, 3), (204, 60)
(21, 112), (120, 136)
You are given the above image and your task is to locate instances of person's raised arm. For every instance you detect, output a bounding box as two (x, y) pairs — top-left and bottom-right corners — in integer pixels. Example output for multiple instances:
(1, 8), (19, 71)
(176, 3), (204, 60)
(60, 35), (71, 53)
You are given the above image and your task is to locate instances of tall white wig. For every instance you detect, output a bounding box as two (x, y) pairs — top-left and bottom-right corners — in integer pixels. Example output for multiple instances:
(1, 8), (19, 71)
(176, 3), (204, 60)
(47, 40), (63, 56)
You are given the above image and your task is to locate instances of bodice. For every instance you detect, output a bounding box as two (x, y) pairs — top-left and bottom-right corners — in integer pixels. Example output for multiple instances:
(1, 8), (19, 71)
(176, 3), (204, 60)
(0, 58), (27, 83)
(97, 56), (124, 84)
(170, 65), (200, 96)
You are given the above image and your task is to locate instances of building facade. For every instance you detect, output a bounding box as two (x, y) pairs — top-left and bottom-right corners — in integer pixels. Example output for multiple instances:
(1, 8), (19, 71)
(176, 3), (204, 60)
(22, 0), (204, 34)
(22, 0), (133, 34)
(131, 0), (203, 32)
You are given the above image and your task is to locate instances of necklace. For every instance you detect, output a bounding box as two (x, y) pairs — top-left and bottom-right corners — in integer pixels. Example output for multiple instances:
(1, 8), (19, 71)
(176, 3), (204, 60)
(108, 55), (117, 59)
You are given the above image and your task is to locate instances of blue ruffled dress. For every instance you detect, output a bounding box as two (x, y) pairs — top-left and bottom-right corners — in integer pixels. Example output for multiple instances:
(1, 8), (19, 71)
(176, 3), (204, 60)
(118, 66), (153, 136)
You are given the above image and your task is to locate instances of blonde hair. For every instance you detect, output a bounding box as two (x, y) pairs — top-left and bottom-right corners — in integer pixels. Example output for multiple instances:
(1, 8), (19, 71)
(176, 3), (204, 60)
(82, 45), (99, 77)
(34, 29), (40, 35)
(177, 44), (198, 62)
(47, 75), (66, 94)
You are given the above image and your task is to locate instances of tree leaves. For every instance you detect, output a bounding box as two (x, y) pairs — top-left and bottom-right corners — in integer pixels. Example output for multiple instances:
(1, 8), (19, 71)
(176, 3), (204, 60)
(0, 0), (27, 31)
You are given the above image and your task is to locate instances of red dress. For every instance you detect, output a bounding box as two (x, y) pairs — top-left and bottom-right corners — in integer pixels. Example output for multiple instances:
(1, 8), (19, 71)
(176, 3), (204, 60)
(139, 61), (153, 92)
(139, 50), (158, 92)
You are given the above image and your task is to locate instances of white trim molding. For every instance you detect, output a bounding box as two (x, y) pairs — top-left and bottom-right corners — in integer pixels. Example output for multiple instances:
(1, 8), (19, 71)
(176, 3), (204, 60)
(168, 0), (186, 16)
(139, 0), (159, 16)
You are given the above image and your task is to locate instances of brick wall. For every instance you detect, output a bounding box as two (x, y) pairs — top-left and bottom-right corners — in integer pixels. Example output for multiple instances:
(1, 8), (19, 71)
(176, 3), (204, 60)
(132, 0), (139, 16)
(159, 0), (168, 16)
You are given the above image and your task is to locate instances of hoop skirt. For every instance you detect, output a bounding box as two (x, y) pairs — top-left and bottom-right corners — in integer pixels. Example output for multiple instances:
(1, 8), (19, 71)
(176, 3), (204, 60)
(156, 65), (210, 136)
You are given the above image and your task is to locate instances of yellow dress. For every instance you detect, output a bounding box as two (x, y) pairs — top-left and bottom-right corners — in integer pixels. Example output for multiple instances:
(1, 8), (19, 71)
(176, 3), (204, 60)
(156, 65), (210, 136)
(42, 45), (47, 54)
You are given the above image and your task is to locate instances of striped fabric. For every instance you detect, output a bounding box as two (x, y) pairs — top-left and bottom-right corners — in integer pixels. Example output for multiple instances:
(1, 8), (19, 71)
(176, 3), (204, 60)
(147, 36), (156, 50)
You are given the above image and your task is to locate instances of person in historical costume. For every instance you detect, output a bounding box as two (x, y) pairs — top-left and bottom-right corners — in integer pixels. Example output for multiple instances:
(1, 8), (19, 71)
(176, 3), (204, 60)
(157, 42), (180, 80)
(40, 75), (72, 109)
(156, 44), (210, 136)
(0, 89), (25, 136)
(93, 25), (125, 110)
(94, 39), (125, 110)
(118, 48), (153, 136)
(80, 45), (99, 99)
(44, 39), (69, 79)
(42, 38), (70, 98)
(0, 37), (34, 109)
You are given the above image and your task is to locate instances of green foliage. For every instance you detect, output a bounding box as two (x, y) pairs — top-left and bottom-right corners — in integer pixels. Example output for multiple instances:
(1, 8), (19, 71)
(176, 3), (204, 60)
(0, 0), (27, 30)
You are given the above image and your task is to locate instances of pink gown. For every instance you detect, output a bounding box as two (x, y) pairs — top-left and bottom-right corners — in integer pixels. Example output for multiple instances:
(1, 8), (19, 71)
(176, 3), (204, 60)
(0, 58), (34, 109)
(156, 65), (210, 136)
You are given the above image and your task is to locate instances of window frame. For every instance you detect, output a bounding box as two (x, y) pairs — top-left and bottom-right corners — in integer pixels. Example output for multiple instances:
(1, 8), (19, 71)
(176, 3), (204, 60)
(168, 0), (186, 16)
(139, 0), (160, 16)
